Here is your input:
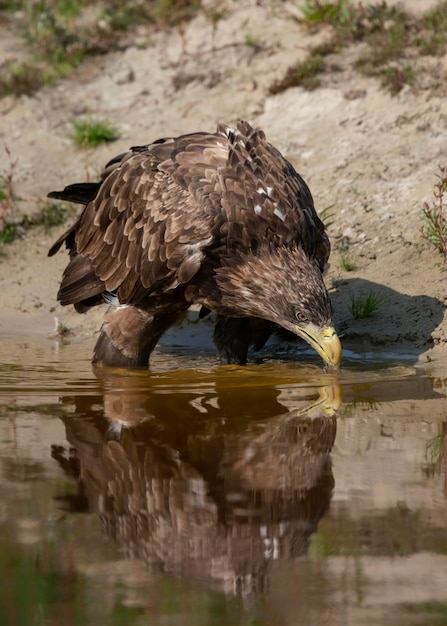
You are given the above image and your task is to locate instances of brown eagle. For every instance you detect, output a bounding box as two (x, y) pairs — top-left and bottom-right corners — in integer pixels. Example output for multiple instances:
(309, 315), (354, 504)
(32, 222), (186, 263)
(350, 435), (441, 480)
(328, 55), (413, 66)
(48, 121), (341, 368)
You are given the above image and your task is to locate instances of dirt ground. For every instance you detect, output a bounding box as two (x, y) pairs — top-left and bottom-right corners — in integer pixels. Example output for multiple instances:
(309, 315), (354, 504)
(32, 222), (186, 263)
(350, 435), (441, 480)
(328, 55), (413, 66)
(1, 0), (447, 365)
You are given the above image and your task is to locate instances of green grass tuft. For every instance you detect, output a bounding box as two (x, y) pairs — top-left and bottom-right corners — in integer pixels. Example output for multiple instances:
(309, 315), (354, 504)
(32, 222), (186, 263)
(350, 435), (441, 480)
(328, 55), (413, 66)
(57, 320), (71, 337)
(340, 250), (357, 272)
(269, 53), (325, 94)
(102, 0), (149, 31)
(380, 63), (415, 94)
(244, 33), (262, 50)
(71, 118), (119, 148)
(0, 222), (19, 246)
(350, 291), (382, 319)
(149, 0), (201, 26)
(0, 61), (48, 97)
(417, 1), (447, 55)
(25, 200), (76, 229)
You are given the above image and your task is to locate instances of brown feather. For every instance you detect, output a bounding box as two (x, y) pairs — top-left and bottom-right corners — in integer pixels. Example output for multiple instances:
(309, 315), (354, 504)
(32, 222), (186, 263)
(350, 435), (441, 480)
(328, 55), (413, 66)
(49, 121), (336, 367)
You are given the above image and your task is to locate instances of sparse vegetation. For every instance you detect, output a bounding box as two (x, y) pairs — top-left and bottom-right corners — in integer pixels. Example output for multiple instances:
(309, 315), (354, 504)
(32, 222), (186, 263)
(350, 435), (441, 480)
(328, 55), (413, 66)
(319, 204), (335, 229)
(56, 318), (71, 337)
(0, 202), (75, 247)
(244, 33), (262, 50)
(301, 0), (355, 28)
(0, 60), (47, 98)
(149, 0), (201, 27)
(25, 200), (76, 229)
(302, 0), (406, 41)
(403, 601), (447, 623)
(0, 0), (21, 8)
(101, 0), (149, 31)
(299, 0), (447, 95)
(350, 291), (382, 319)
(269, 53), (325, 94)
(426, 432), (446, 469)
(204, 6), (228, 27)
(419, 1), (447, 55)
(0, 0), (202, 98)
(102, 0), (200, 32)
(0, 150), (75, 247)
(0, 222), (20, 246)
(2, 0), (446, 100)
(18, 0), (106, 80)
(422, 164), (447, 257)
(71, 118), (119, 148)
(0, 145), (18, 233)
(340, 250), (357, 272)
(380, 63), (415, 95)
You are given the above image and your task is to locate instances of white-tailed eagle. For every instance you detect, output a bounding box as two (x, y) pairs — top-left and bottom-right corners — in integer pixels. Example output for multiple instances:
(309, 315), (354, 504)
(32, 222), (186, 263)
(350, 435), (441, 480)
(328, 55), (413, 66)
(48, 121), (341, 368)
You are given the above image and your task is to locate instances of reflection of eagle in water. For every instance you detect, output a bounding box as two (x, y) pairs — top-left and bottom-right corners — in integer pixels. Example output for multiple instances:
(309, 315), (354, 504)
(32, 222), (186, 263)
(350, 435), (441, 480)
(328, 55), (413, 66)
(48, 121), (341, 368)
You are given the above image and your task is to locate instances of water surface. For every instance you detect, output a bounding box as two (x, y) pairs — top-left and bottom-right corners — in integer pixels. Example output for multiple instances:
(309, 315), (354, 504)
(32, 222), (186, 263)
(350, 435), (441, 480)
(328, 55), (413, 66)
(1, 329), (447, 626)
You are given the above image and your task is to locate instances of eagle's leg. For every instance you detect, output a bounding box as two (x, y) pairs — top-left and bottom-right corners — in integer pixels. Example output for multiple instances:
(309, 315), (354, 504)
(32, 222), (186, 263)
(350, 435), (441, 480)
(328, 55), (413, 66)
(213, 316), (272, 365)
(92, 305), (185, 368)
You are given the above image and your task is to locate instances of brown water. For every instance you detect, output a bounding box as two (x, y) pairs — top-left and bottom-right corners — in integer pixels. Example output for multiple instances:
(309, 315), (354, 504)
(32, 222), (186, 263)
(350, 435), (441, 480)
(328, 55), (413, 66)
(1, 327), (447, 626)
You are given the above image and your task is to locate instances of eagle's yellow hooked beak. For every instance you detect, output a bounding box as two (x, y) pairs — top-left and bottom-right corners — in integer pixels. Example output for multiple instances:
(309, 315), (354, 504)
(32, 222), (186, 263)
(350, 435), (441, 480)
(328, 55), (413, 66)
(295, 323), (342, 368)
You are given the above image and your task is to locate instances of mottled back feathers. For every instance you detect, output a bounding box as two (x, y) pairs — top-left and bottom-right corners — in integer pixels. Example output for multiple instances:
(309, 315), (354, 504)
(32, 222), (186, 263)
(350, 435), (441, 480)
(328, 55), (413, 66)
(50, 120), (329, 313)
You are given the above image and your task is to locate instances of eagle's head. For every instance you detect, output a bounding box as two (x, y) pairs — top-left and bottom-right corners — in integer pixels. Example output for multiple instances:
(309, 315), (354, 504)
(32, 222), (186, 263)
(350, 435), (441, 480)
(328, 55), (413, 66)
(216, 245), (342, 368)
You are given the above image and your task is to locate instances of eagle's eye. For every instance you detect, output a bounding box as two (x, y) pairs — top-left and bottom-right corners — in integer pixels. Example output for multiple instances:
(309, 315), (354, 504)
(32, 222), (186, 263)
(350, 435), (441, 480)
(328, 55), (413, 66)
(295, 312), (308, 323)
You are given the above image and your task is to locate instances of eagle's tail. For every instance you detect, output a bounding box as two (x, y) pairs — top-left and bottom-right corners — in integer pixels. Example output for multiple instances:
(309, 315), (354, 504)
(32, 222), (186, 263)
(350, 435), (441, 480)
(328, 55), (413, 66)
(48, 182), (101, 205)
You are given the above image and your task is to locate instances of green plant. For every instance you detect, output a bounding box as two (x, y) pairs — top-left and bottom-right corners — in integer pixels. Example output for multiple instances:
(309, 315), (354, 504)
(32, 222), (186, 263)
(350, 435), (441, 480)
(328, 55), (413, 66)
(301, 0), (353, 27)
(0, 60), (47, 97)
(381, 63), (415, 94)
(426, 432), (446, 467)
(403, 601), (447, 624)
(0, 222), (19, 246)
(319, 203), (335, 229)
(340, 250), (356, 272)
(0, 1), (141, 93)
(0, 166), (76, 247)
(205, 7), (228, 25)
(416, 1), (447, 55)
(0, 145), (18, 231)
(57, 319), (71, 337)
(355, 17), (409, 75)
(102, 0), (149, 31)
(0, 145), (20, 248)
(0, 0), (21, 9)
(23, 0), (88, 67)
(0, 200), (76, 248)
(269, 53), (325, 94)
(1, 0), (204, 98)
(422, 164), (447, 256)
(71, 118), (119, 148)
(350, 291), (381, 319)
(301, 0), (403, 39)
(149, 0), (201, 26)
(244, 33), (262, 50)
(25, 200), (76, 229)
(422, 1), (447, 37)
(299, 1), (432, 96)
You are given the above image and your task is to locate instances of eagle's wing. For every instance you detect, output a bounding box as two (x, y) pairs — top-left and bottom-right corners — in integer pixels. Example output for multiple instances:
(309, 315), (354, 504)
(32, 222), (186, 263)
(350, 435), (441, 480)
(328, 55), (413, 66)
(54, 133), (228, 307)
(51, 121), (329, 310)
(210, 121), (330, 270)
